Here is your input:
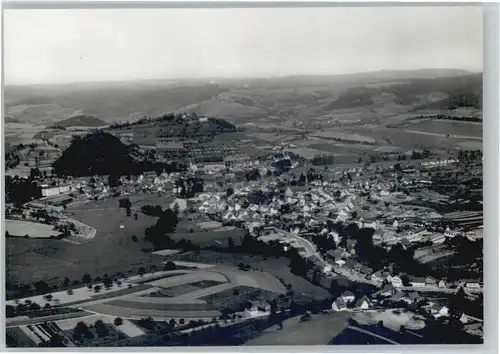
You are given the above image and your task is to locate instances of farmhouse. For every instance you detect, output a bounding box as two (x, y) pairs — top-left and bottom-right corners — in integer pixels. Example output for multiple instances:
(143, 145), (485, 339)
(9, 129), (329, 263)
(340, 291), (355, 303)
(390, 276), (403, 288)
(410, 277), (427, 288)
(355, 296), (372, 310)
(332, 298), (347, 312)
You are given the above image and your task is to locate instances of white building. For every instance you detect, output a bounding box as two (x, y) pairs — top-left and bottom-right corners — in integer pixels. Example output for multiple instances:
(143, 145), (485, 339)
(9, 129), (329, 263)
(41, 185), (72, 197)
(391, 276), (403, 288)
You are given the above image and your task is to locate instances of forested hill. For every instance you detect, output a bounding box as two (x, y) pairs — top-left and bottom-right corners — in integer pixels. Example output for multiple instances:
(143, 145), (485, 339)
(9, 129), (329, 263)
(52, 132), (134, 177)
(50, 115), (107, 128)
(107, 113), (237, 138)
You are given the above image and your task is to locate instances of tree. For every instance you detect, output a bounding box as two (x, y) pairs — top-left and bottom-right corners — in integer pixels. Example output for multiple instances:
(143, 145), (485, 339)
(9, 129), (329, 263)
(74, 321), (92, 339)
(138, 267), (146, 275)
(131, 235), (138, 242)
(114, 317), (124, 326)
(63, 277), (71, 288)
(82, 273), (92, 284)
(34, 280), (50, 294)
(228, 237), (234, 248)
(226, 187), (234, 198)
(6, 305), (15, 318)
(94, 319), (109, 338)
(179, 318), (185, 325)
(118, 198), (132, 209)
(163, 261), (176, 271)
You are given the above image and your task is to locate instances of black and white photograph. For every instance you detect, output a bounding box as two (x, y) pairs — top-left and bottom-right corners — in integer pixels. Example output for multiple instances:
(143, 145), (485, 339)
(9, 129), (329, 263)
(3, 4), (485, 347)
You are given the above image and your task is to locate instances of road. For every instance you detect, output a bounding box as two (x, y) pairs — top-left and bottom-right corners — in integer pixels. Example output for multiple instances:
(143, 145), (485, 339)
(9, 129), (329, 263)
(6, 311), (91, 328)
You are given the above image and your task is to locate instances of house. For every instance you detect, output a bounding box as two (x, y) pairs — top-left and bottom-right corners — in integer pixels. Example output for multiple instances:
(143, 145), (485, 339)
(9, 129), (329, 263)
(391, 276), (403, 288)
(355, 296), (372, 310)
(431, 305), (449, 318)
(370, 271), (384, 283)
(461, 279), (481, 290)
(41, 185), (72, 197)
(377, 284), (395, 297)
(341, 291), (355, 303)
(332, 298), (347, 312)
(408, 292), (421, 303)
(389, 291), (405, 303)
(460, 313), (470, 324)
(335, 259), (346, 267)
(326, 249), (343, 262)
(346, 239), (358, 253)
(425, 276), (437, 287)
(431, 233), (446, 244)
(410, 277), (426, 288)
(438, 279), (447, 288)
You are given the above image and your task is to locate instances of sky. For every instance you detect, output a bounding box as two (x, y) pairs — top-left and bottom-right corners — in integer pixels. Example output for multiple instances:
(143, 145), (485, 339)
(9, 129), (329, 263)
(4, 6), (483, 85)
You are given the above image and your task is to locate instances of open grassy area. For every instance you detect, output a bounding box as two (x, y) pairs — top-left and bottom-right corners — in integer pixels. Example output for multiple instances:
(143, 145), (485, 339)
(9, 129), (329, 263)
(6, 198), (164, 293)
(150, 280), (224, 298)
(6, 219), (59, 238)
(167, 250), (331, 300)
(404, 119), (482, 137)
(244, 313), (351, 346)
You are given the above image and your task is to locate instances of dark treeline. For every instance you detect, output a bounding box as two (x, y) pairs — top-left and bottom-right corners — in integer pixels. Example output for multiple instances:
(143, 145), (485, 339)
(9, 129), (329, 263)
(52, 131), (187, 177)
(5, 175), (42, 207)
(405, 114), (482, 123)
(312, 155), (335, 166)
(108, 112), (236, 137)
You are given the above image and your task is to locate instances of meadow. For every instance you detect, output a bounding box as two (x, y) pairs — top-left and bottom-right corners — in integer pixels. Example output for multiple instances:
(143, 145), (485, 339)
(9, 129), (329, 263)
(6, 198), (162, 292)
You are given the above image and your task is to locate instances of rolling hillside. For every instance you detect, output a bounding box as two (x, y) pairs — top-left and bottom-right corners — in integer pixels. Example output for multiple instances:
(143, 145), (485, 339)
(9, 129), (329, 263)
(5, 69), (482, 127)
(50, 115), (107, 128)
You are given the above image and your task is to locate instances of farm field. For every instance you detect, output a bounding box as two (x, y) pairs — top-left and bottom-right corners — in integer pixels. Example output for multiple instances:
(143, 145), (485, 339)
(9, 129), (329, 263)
(310, 130), (377, 144)
(340, 126), (477, 150)
(244, 313), (351, 346)
(6, 219), (59, 238)
(6, 197), (163, 292)
(402, 119), (482, 137)
(166, 250), (331, 300)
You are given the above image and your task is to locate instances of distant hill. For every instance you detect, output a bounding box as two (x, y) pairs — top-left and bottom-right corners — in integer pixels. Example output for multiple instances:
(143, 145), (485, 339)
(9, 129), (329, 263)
(4, 116), (20, 123)
(325, 73), (482, 111)
(52, 131), (134, 176)
(50, 115), (107, 128)
(5, 69), (481, 126)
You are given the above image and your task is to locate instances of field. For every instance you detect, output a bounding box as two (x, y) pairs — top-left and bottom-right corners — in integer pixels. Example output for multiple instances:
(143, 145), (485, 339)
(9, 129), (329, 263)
(310, 130), (377, 144)
(244, 313), (351, 346)
(6, 220), (59, 239)
(402, 119), (482, 137)
(166, 250), (331, 300)
(71, 267), (285, 320)
(6, 198), (163, 290)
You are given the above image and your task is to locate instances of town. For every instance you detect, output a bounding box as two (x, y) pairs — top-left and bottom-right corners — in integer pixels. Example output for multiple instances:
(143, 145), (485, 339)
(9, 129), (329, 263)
(4, 5), (484, 348)
(5, 121), (484, 346)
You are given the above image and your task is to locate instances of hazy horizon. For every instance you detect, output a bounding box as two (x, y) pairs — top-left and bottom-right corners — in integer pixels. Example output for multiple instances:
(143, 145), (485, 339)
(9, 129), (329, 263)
(4, 7), (483, 85)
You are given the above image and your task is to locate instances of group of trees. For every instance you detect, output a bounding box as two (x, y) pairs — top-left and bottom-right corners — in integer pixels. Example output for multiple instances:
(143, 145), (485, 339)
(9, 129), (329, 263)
(143, 208), (181, 250)
(5, 175), (42, 207)
(245, 168), (261, 182)
(175, 177), (204, 198)
(72, 319), (110, 343)
(141, 204), (164, 217)
(312, 154), (335, 166)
